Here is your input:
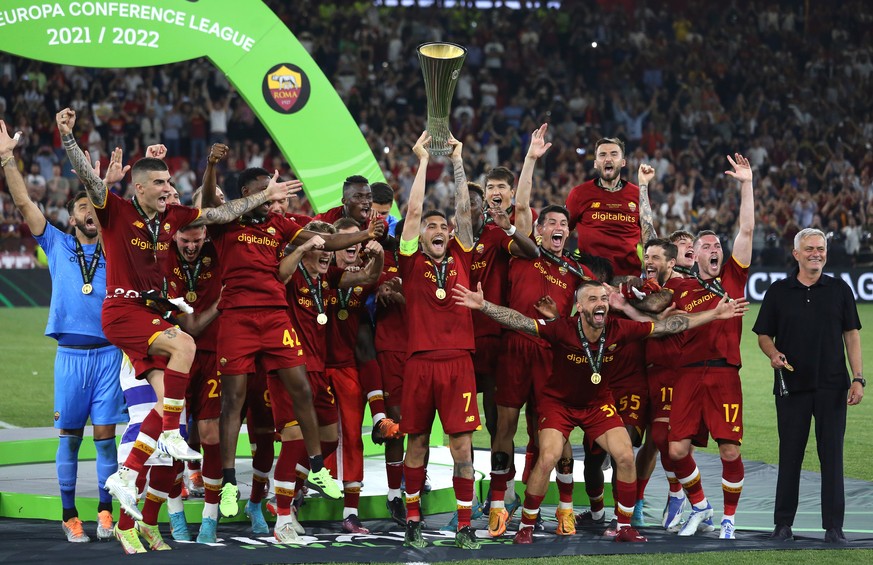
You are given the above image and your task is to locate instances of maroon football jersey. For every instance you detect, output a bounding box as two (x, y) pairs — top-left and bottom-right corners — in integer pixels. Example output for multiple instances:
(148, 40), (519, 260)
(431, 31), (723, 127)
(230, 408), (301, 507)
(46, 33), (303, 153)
(209, 214), (303, 310)
(286, 265), (345, 373)
(95, 192), (201, 298)
(536, 316), (653, 409)
(470, 224), (514, 339)
(566, 179), (642, 276)
(166, 241), (221, 351)
(672, 256), (748, 367)
(326, 278), (376, 369)
(374, 250), (407, 354)
(398, 237), (474, 356)
(506, 253), (593, 346)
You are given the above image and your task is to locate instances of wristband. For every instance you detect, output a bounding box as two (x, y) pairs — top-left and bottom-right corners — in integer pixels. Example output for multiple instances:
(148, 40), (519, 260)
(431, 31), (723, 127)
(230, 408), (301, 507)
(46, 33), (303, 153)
(504, 225), (517, 237)
(0, 155), (13, 168)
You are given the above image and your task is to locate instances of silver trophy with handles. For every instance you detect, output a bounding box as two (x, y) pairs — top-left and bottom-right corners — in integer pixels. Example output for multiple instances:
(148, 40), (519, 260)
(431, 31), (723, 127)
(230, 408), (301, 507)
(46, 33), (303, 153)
(416, 42), (467, 156)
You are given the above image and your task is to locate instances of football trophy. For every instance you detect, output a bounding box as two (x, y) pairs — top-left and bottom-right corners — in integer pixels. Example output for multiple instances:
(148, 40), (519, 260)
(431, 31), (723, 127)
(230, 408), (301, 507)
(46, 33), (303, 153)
(416, 42), (467, 156)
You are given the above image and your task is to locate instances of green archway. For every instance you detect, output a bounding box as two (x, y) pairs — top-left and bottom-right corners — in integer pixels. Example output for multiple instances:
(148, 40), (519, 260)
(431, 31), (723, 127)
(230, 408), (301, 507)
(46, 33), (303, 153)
(0, 0), (384, 212)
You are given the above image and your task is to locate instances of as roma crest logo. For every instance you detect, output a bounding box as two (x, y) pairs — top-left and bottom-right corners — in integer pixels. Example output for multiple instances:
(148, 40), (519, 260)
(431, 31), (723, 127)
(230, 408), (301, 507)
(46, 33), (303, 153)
(263, 63), (311, 115)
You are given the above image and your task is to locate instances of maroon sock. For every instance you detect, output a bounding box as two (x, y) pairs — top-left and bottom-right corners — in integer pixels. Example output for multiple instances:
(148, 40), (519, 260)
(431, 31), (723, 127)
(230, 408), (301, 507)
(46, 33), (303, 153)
(123, 409), (161, 473)
(722, 455), (744, 516)
(614, 479), (636, 526)
(142, 465), (175, 524)
(202, 442), (222, 504)
(673, 453), (706, 505)
(386, 461), (403, 490)
(453, 476), (475, 529)
(520, 491), (545, 526)
(161, 369), (189, 430)
(403, 465), (426, 521)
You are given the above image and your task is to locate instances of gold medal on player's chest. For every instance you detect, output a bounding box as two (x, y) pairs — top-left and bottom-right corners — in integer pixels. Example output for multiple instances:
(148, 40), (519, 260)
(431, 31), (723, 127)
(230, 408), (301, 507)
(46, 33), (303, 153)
(591, 372), (602, 385)
(436, 288), (446, 300)
(337, 309), (349, 320)
(81, 283), (93, 295)
(317, 313), (328, 325)
(186, 291), (198, 303)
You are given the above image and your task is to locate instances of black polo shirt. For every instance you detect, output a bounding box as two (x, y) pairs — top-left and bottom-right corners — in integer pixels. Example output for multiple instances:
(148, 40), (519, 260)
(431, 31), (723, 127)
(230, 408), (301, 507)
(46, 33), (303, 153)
(752, 271), (861, 394)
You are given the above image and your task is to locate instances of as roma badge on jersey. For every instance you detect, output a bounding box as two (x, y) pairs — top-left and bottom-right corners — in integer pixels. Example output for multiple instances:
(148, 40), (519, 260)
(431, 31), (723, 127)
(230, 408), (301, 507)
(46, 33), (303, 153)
(133, 220), (144, 228)
(608, 343), (617, 351)
(54, 411), (60, 422)
(353, 286), (363, 295)
(220, 358), (227, 366)
(301, 287), (309, 294)
(476, 243), (485, 254)
(628, 202), (637, 212)
(152, 318), (160, 325)
(680, 291), (688, 298)
(267, 227), (276, 235)
(559, 267), (567, 275)
(202, 256), (212, 267)
(163, 223), (171, 232)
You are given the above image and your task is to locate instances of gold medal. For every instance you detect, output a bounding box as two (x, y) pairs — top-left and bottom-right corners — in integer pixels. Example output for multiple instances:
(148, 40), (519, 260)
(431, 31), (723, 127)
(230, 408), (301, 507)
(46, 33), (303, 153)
(81, 283), (93, 295)
(591, 372), (602, 385)
(186, 291), (198, 303)
(436, 288), (447, 300)
(317, 313), (328, 325)
(337, 309), (349, 320)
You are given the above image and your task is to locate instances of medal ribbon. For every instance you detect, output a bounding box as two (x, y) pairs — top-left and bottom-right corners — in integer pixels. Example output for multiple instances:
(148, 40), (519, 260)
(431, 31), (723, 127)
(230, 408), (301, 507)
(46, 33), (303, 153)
(688, 270), (730, 300)
(299, 264), (325, 315)
(577, 318), (607, 376)
(131, 197), (161, 256)
(673, 265), (730, 299)
(541, 248), (587, 279)
(177, 252), (203, 294)
(423, 254), (448, 294)
(337, 287), (352, 310)
(74, 240), (102, 287)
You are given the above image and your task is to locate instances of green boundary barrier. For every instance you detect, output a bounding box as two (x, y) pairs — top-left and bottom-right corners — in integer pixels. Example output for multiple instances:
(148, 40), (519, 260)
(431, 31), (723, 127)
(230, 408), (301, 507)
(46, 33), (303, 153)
(0, 0), (387, 212)
(0, 417), (456, 522)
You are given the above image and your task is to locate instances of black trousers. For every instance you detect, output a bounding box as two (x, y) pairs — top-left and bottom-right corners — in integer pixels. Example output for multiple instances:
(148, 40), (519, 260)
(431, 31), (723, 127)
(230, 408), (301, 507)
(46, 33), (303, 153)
(774, 388), (847, 529)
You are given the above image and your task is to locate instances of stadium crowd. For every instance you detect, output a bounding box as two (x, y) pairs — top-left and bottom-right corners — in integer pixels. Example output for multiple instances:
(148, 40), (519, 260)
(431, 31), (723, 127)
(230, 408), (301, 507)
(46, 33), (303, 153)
(2, 1), (873, 267)
(0, 0), (867, 555)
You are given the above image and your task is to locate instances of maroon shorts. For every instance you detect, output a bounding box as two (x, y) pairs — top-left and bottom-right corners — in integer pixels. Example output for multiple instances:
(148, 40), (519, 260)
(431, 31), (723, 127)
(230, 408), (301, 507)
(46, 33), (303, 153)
(494, 333), (552, 409)
(217, 308), (305, 375)
(647, 366), (677, 422)
(102, 300), (173, 375)
(611, 381), (649, 442)
(538, 397), (624, 450)
(187, 350), (220, 421)
(245, 364), (274, 432)
(308, 370), (338, 426)
(669, 365), (743, 445)
(472, 334), (501, 385)
(378, 350), (405, 409)
(401, 350), (480, 435)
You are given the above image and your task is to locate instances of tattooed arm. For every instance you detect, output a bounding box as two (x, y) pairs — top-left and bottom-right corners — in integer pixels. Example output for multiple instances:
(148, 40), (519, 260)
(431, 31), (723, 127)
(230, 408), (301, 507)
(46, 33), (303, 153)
(649, 295), (749, 337)
(452, 282), (538, 336)
(57, 109), (106, 207)
(638, 163), (657, 244)
(190, 174), (302, 226)
(632, 289), (675, 314)
(450, 137), (474, 250)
